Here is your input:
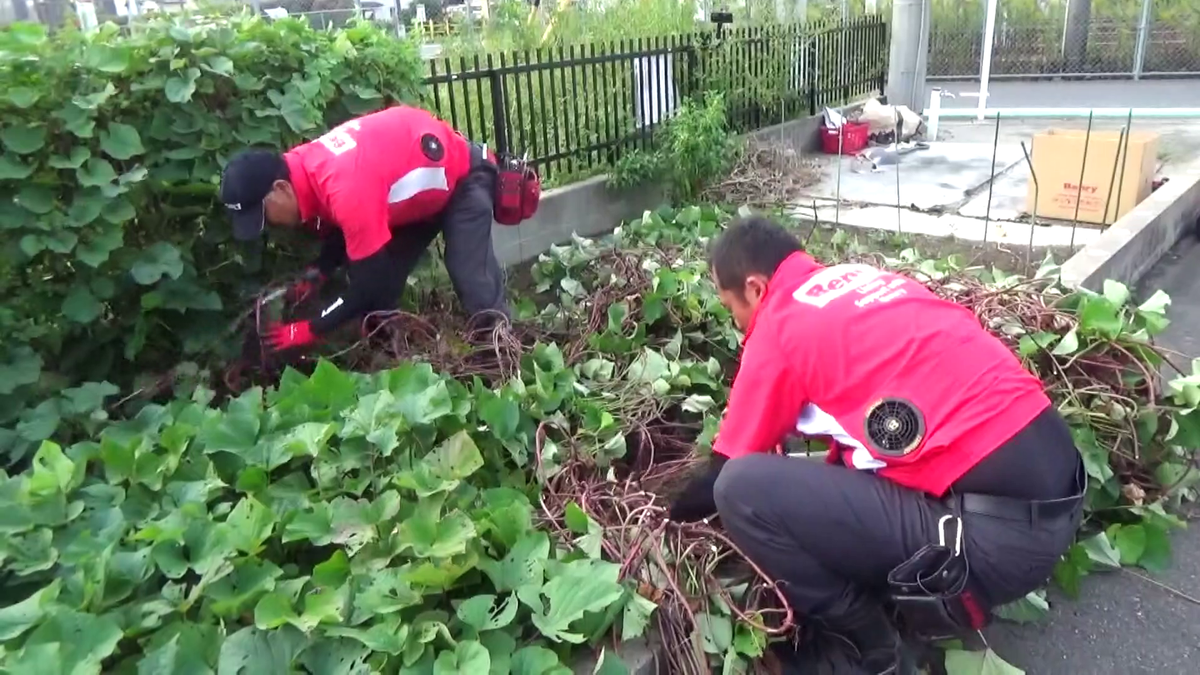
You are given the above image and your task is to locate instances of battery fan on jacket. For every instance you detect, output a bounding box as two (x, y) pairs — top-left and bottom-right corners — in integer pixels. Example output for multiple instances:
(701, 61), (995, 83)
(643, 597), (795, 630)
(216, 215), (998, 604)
(864, 398), (925, 457)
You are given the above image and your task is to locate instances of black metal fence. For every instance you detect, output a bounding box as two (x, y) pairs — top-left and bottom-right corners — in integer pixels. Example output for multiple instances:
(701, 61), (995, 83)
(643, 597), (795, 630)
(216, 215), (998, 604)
(422, 17), (888, 185)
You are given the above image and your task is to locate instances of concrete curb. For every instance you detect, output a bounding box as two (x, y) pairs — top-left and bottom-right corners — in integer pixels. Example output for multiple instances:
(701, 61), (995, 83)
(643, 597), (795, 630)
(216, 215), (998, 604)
(489, 96), (880, 268)
(1060, 158), (1200, 291)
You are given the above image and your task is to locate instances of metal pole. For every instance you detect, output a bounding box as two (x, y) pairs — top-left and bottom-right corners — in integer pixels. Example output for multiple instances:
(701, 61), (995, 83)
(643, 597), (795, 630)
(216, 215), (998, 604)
(983, 112), (1001, 244)
(1112, 109), (1135, 225)
(977, 0), (1000, 121)
(895, 110), (903, 235)
(1102, 125), (1128, 226)
(1133, 0), (1152, 80)
(1060, 1), (1071, 63)
(1021, 141), (1040, 273)
(1069, 112), (1095, 250)
(907, 0), (930, 112)
(926, 87), (942, 142)
(836, 125), (843, 228)
(886, 0), (924, 110)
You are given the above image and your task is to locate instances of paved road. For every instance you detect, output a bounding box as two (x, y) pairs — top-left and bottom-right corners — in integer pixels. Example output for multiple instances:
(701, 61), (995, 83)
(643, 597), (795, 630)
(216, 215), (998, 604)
(979, 236), (1200, 674)
(925, 79), (1200, 110)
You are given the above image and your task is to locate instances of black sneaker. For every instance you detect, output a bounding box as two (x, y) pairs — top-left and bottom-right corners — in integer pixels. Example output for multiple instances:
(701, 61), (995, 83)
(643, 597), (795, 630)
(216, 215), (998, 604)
(768, 624), (918, 675)
(769, 625), (870, 675)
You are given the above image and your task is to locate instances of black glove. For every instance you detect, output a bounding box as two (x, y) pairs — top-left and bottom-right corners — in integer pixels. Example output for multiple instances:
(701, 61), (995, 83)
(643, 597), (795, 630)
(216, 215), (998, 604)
(668, 454), (729, 522)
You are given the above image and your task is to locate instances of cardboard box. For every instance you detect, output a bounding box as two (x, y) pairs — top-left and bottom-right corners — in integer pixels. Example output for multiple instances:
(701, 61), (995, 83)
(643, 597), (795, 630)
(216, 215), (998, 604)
(1026, 129), (1159, 225)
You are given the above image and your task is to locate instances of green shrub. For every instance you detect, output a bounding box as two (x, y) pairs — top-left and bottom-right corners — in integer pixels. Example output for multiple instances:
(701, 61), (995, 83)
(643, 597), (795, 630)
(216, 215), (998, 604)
(0, 15), (424, 464)
(608, 91), (741, 203)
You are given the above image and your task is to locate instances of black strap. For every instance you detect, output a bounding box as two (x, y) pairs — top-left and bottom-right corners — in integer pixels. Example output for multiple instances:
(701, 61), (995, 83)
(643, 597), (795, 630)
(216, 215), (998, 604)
(959, 458), (1086, 524)
(469, 141), (491, 168)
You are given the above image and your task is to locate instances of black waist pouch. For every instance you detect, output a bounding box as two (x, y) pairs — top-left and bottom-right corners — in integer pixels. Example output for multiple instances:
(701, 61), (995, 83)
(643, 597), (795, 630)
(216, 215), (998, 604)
(886, 514), (988, 642)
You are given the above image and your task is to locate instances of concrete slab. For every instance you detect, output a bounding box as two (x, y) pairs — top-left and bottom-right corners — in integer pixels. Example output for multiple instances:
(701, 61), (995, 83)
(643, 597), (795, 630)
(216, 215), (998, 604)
(957, 165), (1030, 221)
(932, 118), (1200, 175)
(805, 143), (1026, 211)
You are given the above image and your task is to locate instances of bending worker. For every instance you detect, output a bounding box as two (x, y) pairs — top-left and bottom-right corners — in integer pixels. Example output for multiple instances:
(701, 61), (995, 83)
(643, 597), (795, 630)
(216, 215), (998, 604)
(219, 105), (511, 353)
(670, 216), (1084, 674)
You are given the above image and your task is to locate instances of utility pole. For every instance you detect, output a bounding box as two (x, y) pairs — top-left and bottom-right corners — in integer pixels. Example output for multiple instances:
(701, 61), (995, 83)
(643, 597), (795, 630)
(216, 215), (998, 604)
(885, 0), (930, 111)
(774, 0), (806, 24)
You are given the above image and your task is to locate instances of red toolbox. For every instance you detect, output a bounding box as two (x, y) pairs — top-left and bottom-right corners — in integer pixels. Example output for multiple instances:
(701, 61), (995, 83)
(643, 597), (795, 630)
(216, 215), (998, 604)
(820, 121), (869, 155)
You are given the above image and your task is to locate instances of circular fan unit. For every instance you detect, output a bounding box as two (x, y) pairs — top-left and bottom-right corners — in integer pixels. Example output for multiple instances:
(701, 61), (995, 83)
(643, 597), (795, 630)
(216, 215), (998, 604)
(864, 398), (925, 456)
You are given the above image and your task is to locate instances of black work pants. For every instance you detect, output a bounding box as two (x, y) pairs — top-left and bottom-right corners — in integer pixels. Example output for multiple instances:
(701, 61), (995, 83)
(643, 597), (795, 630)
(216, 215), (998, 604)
(384, 157), (509, 320)
(713, 412), (1084, 624)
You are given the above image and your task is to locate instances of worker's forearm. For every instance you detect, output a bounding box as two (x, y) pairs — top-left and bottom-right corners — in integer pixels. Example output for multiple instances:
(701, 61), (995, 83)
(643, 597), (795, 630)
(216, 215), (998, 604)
(309, 247), (404, 335)
(668, 454), (729, 522)
(314, 229), (349, 277)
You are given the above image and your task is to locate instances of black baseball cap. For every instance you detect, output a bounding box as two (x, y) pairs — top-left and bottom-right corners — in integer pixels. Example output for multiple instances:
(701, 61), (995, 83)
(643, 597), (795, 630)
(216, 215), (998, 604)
(218, 149), (288, 242)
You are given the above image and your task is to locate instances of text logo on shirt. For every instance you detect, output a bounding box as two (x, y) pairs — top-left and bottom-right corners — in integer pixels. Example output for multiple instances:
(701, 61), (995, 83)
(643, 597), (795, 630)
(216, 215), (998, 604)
(792, 264), (885, 308)
(316, 120), (363, 157)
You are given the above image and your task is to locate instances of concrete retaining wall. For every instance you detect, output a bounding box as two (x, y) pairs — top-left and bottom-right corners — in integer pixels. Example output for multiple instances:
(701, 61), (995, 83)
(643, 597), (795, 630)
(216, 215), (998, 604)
(489, 97), (877, 267)
(1060, 159), (1200, 291)
(490, 175), (667, 267)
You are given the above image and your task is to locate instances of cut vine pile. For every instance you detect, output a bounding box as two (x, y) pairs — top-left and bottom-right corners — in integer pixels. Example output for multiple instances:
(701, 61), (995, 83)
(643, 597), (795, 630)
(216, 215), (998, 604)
(3, 206), (1198, 675)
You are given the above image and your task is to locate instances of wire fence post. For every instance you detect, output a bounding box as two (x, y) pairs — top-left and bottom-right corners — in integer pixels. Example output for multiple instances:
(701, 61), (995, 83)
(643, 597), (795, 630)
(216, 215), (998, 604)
(1021, 141), (1040, 274)
(982, 112), (1001, 244)
(805, 35), (818, 116)
(488, 65), (509, 158)
(877, 20), (888, 94)
(1132, 0), (1152, 80)
(1069, 111), (1096, 251)
(685, 38), (698, 100)
(976, 0), (999, 122)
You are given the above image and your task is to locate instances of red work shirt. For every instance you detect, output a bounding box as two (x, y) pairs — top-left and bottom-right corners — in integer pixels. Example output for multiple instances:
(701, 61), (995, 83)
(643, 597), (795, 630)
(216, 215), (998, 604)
(713, 252), (1051, 497)
(282, 106), (474, 261)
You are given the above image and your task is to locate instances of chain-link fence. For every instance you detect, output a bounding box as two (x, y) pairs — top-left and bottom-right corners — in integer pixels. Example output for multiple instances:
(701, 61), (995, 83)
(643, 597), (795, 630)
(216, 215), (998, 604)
(928, 0), (1200, 80)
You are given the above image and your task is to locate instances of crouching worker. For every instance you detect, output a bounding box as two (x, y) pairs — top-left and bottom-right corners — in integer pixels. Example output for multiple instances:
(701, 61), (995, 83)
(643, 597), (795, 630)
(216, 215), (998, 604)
(669, 216), (1085, 674)
(219, 105), (525, 354)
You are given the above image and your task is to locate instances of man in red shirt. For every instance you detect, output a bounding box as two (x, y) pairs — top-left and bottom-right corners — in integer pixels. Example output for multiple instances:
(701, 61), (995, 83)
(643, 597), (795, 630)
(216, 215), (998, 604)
(219, 105), (511, 352)
(670, 217), (1085, 674)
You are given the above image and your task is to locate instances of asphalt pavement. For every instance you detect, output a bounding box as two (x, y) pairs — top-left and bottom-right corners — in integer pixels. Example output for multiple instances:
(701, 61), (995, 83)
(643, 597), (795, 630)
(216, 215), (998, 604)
(980, 235), (1200, 674)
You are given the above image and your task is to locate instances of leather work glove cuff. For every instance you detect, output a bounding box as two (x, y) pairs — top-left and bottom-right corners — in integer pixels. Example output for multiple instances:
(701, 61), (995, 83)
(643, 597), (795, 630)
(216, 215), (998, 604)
(668, 454), (729, 522)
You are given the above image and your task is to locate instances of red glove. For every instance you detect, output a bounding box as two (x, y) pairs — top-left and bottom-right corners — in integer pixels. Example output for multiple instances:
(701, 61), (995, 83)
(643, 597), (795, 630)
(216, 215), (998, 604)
(287, 268), (325, 303)
(264, 321), (316, 352)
